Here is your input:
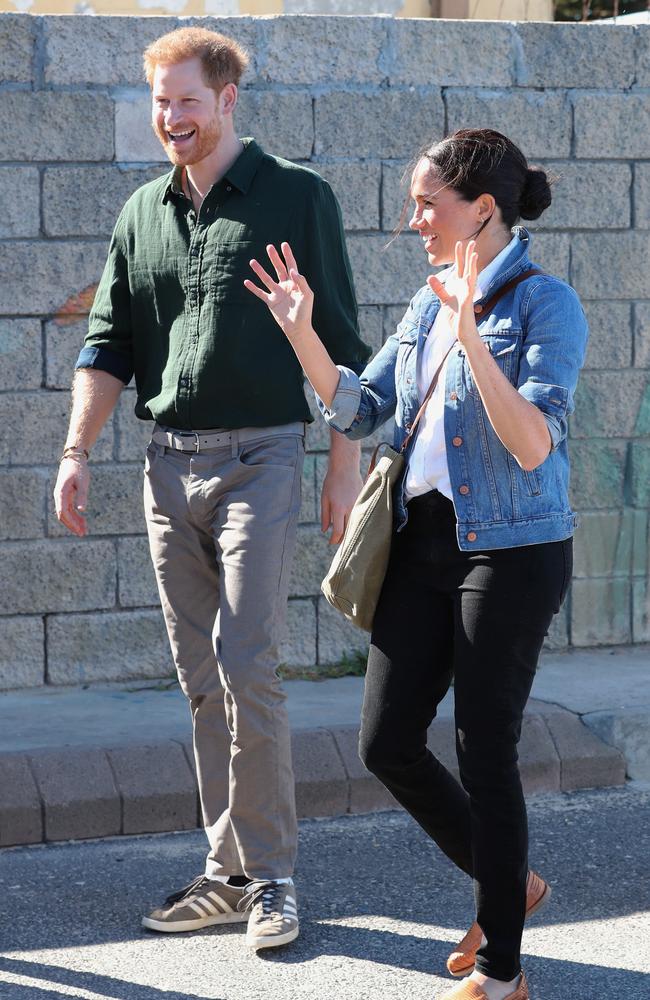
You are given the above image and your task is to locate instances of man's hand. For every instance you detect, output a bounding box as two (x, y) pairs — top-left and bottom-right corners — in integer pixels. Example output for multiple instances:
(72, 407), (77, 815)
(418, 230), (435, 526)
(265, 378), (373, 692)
(320, 461), (363, 545)
(53, 457), (90, 537)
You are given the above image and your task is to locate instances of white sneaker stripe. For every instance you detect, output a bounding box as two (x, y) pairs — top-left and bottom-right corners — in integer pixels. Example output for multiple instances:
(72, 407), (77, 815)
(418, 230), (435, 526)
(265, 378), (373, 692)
(188, 900), (210, 916)
(207, 891), (232, 913)
(197, 898), (218, 916)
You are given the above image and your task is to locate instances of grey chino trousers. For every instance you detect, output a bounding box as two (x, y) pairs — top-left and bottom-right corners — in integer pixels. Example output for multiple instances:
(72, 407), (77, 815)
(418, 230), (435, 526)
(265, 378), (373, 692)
(142, 423), (304, 880)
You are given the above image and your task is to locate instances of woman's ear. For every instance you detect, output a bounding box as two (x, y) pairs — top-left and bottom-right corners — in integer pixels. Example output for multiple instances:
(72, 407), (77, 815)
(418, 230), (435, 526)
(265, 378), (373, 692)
(477, 193), (496, 223)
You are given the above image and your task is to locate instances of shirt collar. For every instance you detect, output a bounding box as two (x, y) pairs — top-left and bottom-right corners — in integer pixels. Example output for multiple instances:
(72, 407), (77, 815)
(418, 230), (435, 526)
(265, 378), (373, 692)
(161, 137), (264, 204)
(474, 232), (521, 300)
(434, 229), (529, 302)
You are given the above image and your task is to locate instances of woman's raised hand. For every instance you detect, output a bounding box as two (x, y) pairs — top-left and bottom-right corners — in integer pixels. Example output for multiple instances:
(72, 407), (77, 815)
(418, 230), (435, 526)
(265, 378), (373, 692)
(427, 240), (479, 346)
(244, 242), (314, 342)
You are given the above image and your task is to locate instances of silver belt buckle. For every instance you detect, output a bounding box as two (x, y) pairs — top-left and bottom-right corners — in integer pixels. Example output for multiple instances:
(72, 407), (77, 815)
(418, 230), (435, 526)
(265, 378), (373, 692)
(193, 432), (201, 453)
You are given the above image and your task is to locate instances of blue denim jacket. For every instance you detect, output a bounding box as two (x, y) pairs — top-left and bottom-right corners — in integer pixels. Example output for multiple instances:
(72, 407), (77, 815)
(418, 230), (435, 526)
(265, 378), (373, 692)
(322, 229), (589, 550)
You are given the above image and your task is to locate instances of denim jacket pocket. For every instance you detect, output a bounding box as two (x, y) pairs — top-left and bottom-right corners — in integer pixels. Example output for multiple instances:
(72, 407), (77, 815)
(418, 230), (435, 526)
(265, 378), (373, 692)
(396, 323), (418, 385)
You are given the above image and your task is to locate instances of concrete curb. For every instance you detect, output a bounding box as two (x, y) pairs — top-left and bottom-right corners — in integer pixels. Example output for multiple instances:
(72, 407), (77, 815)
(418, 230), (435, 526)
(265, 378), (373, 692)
(0, 708), (625, 849)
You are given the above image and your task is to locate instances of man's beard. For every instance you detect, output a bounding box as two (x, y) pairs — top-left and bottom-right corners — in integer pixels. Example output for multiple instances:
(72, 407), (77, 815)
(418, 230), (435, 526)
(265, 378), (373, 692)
(154, 113), (223, 167)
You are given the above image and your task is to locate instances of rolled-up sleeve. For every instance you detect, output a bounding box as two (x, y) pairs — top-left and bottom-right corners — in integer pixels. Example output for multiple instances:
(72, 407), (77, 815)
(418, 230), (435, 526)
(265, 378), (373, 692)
(518, 278), (589, 450)
(76, 212), (134, 385)
(320, 366), (363, 433)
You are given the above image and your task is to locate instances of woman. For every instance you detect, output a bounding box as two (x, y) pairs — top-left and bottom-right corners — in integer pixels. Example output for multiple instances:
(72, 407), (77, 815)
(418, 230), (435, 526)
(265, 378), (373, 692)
(245, 129), (588, 1000)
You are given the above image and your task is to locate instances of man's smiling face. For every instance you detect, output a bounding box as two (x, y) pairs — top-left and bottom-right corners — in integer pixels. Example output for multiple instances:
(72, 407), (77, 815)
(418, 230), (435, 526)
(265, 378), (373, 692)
(151, 57), (222, 167)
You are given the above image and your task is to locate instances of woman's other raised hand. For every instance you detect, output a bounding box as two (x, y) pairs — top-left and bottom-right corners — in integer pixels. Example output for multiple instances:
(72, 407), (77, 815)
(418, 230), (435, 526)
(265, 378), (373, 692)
(245, 242), (314, 343)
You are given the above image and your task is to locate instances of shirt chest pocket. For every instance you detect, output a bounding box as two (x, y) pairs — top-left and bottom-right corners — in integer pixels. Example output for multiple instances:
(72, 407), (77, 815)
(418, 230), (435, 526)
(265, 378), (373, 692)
(463, 333), (521, 397)
(207, 240), (266, 303)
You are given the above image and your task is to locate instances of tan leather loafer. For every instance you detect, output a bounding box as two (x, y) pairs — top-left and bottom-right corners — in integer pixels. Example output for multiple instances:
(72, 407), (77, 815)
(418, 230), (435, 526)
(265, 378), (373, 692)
(447, 871), (550, 977)
(438, 971), (529, 1000)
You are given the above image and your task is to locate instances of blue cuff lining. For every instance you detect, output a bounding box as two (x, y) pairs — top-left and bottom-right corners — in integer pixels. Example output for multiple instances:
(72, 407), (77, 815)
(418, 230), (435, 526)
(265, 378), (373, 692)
(76, 346), (133, 385)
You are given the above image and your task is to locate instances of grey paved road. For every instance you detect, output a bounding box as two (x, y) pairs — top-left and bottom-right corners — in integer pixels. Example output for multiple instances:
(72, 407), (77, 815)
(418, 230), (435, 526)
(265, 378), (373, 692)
(1, 786), (648, 1000)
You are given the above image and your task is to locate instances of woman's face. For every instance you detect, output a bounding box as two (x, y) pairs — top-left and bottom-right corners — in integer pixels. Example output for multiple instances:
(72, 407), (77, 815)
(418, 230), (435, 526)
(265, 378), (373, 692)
(408, 158), (480, 267)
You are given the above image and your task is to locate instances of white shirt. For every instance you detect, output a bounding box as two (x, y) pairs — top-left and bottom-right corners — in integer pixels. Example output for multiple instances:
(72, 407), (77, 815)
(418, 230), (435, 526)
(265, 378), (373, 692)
(404, 235), (519, 502)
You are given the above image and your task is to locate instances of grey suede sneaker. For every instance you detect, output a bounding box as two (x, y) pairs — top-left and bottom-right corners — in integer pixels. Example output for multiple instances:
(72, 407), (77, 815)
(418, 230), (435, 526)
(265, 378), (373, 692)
(142, 875), (248, 933)
(239, 880), (299, 950)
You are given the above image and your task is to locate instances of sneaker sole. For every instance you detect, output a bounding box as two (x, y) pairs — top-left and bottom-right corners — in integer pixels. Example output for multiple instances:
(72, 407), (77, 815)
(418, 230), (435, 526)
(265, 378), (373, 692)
(142, 911), (248, 933)
(246, 925), (300, 950)
(449, 885), (552, 978)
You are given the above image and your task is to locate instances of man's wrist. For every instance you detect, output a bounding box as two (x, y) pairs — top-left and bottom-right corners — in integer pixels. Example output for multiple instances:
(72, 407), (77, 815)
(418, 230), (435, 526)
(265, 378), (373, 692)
(61, 445), (89, 462)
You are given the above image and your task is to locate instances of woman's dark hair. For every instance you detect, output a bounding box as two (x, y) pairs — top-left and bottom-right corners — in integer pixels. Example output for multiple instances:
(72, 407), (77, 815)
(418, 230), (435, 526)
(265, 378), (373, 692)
(395, 128), (553, 236)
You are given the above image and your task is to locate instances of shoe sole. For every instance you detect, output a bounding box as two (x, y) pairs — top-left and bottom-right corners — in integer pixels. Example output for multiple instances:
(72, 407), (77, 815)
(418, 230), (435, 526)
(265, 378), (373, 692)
(449, 884), (552, 978)
(246, 925), (300, 950)
(142, 911), (248, 933)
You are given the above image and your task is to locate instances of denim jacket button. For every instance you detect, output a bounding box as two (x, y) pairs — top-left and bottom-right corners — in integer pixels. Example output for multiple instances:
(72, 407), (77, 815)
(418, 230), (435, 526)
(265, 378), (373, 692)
(467, 531), (477, 542)
(450, 392), (457, 401)
(459, 484), (470, 495)
(452, 436), (463, 447)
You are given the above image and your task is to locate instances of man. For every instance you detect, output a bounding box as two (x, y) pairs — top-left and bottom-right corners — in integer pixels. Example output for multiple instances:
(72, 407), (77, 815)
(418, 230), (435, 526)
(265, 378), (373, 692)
(53, 26), (369, 950)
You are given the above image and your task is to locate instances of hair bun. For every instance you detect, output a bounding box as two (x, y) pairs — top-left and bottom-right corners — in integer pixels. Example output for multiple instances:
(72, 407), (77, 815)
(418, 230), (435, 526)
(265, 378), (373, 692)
(519, 167), (552, 220)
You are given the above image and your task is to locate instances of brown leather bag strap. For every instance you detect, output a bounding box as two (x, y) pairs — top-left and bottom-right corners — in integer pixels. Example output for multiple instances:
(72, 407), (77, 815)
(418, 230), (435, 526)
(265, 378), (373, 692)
(473, 267), (543, 319)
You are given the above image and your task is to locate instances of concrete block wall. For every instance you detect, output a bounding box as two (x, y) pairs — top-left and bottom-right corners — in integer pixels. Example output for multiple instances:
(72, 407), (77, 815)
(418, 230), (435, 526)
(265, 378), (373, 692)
(0, 14), (648, 690)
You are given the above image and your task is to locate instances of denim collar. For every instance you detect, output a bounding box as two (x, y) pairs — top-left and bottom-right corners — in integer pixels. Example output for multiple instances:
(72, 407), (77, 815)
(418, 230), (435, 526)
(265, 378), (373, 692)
(418, 227), (533, 334)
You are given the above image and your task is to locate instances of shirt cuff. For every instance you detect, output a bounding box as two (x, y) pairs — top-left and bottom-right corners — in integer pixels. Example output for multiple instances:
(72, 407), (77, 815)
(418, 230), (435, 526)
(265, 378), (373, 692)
(76, 346), (133, 385)
(317, 366), (362, 433)
(518, 381), (568, 451)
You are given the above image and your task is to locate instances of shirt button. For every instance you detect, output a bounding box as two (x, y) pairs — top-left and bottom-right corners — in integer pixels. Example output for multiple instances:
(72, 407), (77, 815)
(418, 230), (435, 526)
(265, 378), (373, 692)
(467, 531), (477, 542)
(450, 392), (457, 401)
(459, 484), (470, 495)
(179, 377), (189, 388)
(190, 246), (199, 256)
(226, 185), (232, 192)
(452, 436), (463, 447)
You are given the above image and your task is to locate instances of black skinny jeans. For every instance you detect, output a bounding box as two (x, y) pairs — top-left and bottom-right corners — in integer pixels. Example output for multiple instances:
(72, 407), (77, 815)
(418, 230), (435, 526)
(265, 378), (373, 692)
(359, 491), (572, 982)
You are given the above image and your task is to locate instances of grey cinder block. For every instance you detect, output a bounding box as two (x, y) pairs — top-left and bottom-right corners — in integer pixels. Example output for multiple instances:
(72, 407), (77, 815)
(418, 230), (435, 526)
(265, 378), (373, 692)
(0, 540), (117, 616)
(0, 167), (40, 238)
(316, 90), (444, 160)
(291, 728), (348, 819)
(46, 609), (172, 685)
(0, 617), (45, 691)
(540, 708), (626, 791)
(571, 578), (632, 647)
(516, 22), (635, 89)
(107, 742), (198, 835)
(263, 15), (385, 86)
(29, 747), (120, 842)
(0, 13), (35, 84)
(391, 19), (513, 88)
(0, 754), (43, 846)
(574, 94), (650, 159)
(446, 90), (571, 159)
(0, 92), (114, 162)
(0, 391), (113, 467)
(0, 240), (108, 316)
(330, 725), (397, 815)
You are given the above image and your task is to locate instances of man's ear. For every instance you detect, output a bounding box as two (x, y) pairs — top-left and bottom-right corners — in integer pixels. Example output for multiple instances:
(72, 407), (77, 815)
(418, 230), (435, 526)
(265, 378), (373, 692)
(220, 83), (238, 117)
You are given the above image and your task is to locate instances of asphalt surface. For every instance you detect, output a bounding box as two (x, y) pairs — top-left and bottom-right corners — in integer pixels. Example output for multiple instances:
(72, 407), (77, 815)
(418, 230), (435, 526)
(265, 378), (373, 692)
(1, 785), (648, 1000)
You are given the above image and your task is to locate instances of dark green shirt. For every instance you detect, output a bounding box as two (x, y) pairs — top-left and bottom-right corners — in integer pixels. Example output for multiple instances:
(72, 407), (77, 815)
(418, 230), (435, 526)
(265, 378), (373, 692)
(78, 138), (370, 430)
